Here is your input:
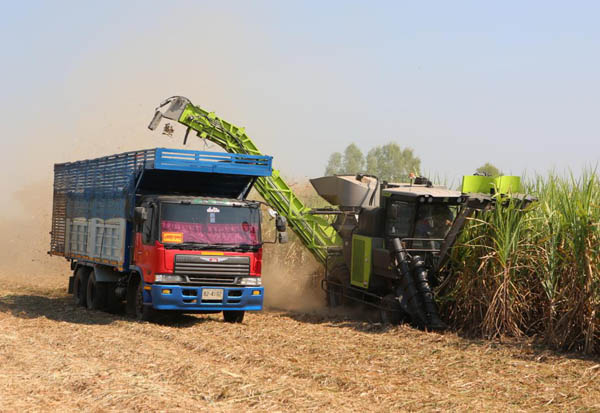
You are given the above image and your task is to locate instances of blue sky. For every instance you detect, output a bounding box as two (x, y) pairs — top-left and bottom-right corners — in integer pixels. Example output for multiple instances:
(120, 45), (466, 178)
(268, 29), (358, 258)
(1, 1), (598, 204)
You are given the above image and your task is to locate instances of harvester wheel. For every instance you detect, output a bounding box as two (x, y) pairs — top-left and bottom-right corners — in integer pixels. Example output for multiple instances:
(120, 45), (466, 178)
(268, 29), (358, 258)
(380, 294), (402, 325)
(86, 271), (108, 311)
(326, 281), (344, 307)
(326, 265), (349, 308)
(73, 267), (90, 307)
(223, 311), (245, 323)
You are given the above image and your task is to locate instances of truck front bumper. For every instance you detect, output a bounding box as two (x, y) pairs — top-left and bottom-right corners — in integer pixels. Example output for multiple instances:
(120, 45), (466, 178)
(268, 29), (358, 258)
(149, 284), (264, 311)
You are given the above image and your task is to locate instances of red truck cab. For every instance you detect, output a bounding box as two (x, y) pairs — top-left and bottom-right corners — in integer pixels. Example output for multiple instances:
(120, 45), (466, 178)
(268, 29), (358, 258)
(132, 196), (267, 322)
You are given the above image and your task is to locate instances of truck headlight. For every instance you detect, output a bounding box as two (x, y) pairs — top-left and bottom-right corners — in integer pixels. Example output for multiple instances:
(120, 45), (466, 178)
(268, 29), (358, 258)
(239, 277), (262, 286)
(155, 274), (186, 283)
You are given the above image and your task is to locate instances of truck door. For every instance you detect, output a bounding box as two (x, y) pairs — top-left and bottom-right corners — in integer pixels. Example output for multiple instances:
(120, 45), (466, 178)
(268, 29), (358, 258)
(134, 204), (159, 283)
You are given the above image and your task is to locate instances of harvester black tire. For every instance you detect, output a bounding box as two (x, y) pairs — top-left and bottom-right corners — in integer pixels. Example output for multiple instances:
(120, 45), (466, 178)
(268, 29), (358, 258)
(134, 281), (155, 322)
(73, 267), (90, 307)
(326, 282), (344, 307)
(86, 272), (108, 311)
(223, 311), (245, 323)
(326, 264), (349, 308)
(380, 294), (402, 325)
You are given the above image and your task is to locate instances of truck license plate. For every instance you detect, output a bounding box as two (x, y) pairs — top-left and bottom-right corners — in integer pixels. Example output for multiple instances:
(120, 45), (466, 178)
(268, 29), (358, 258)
(202, 289), (224, 301)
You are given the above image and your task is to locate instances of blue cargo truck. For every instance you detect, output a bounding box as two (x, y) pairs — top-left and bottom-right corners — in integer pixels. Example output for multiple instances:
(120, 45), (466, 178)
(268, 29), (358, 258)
(49, 148), (286, 322)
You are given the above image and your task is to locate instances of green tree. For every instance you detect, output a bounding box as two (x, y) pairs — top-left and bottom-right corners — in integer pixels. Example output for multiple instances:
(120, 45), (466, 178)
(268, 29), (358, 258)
(324, 152), (343, 175)
(343, 143), (365, 174)
(366, 142), (420, 182)
(476, 162), (502, 176)
(324, 143), (365, 175)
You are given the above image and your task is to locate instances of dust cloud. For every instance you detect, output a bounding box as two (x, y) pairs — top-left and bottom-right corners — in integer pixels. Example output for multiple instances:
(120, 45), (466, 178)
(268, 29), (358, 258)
(262, 257), (326, 313)
(0, 181), (69, 287)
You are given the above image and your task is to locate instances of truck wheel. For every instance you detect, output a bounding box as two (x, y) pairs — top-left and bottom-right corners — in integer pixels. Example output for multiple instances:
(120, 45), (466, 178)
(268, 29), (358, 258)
(380, 294), (402, 325)
(105, 282), (122, 314)
(135, 281), (154, 322)
(73, 267), (90, 307)
(86, 272), (107, 311)
(223, 311), (244, 323)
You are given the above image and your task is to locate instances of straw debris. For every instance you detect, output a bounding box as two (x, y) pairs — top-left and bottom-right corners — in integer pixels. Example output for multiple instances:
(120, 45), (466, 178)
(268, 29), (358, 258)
(1, 272), (600, 412)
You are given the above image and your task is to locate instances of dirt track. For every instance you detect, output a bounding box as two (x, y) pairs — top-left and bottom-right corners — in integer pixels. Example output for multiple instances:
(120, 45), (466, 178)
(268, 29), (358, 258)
(1, 272), (600, 412)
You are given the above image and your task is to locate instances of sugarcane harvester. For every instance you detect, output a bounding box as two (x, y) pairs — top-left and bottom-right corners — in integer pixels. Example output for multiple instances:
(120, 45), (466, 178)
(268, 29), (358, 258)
(148, 96), (524, 330)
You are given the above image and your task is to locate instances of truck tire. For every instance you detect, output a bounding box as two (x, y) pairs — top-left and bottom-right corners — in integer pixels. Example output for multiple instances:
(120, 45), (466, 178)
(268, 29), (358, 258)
(134, 280), (154, 322)
(223, 311), (244, 323)
(105, 282), (122, 314)
(73, 267), (90, 307)
(86, 271), (107, 311)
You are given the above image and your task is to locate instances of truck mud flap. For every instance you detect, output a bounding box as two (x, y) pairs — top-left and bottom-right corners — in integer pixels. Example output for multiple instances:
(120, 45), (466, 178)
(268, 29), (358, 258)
(68, 275), (74, 294)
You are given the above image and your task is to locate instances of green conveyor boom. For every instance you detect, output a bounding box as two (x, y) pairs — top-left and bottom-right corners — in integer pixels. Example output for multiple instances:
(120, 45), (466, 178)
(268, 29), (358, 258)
(148, 96), (341, 264)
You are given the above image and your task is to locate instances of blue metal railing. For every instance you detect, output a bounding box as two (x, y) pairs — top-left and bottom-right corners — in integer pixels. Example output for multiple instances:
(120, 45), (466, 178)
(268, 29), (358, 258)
(154, 148), (272, 177)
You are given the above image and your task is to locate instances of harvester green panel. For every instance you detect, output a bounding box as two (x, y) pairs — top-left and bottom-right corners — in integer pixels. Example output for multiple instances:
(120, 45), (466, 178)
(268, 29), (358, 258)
(461, 175), (522, 195)
(351, 235), (372, 288)
(175, 103), (342, 265)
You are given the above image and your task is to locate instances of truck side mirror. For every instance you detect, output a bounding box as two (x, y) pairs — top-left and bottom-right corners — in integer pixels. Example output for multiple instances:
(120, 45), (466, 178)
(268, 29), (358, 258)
(275, 215), (287, 232)
(134, 207), (148, 225)
(278, 231), (289, 244)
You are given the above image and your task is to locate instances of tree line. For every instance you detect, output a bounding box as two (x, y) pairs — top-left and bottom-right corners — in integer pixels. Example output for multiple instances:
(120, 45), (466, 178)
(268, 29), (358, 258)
(325, 142), (421, 182)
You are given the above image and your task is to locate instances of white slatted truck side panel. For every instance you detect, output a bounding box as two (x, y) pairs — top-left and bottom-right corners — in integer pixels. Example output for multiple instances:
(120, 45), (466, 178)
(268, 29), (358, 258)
(50, 149), (157, 269)
(65, 217), (126, 264)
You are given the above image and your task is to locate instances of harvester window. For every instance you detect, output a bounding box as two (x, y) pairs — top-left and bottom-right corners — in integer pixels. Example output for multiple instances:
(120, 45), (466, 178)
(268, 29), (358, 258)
(414, 204), (455, 243)
(385, 201), (414, 238)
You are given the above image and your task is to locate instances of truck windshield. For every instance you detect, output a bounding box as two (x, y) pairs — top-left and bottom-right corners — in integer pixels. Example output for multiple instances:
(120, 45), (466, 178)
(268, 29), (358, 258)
(160, 203), (261, 245)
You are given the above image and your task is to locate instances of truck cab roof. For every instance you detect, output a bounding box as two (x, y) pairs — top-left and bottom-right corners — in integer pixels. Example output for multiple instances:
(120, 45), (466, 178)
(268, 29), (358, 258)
(144, 195), (259, 207)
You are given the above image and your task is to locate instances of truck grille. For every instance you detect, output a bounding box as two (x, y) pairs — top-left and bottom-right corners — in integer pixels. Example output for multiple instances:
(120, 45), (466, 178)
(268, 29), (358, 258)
(174, 254), (251, 279)
(186, 276), (237, 285)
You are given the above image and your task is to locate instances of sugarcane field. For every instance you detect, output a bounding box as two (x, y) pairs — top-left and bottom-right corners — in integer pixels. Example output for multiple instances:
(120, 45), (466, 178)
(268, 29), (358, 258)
(2, 2), (599, 412)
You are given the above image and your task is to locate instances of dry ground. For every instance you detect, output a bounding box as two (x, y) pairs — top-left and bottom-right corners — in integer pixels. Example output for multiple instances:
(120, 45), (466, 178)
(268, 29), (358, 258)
(1, 272), (600, 412)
